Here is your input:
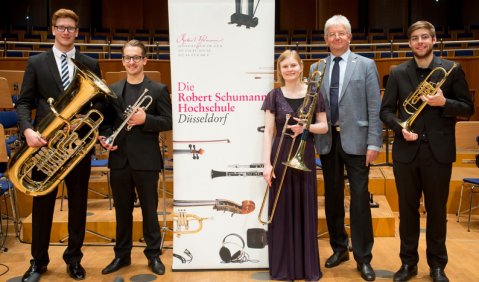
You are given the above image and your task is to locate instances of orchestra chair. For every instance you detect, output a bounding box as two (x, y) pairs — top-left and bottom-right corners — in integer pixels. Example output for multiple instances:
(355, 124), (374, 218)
(0, 77), (14, 110)
(0, 111), (19, 163)
(455, 121), (479, 231)
(0, 124), (20, 238)
(457, 178), (479, 232)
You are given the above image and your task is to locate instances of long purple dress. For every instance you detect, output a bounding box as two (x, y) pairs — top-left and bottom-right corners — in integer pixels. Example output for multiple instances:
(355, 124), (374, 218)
(261, 88), (324, 281)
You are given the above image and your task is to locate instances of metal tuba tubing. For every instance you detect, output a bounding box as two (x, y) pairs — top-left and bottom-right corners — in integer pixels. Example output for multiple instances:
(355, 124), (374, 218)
(398, 63), (456, 131)
(7, 58), (117, 196)
(258, 58), (327, 225)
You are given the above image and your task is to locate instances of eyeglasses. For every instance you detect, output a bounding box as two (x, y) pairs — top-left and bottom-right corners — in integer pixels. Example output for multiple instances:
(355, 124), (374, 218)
(122, 55), (144, 63)
(327, 32), (348, 38)
(55, 26), (77, 33)
(410, 34), (432, 42)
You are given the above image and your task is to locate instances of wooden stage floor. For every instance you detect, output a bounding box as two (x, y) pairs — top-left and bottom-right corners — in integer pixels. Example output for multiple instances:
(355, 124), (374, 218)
(1, 213), (479, 281)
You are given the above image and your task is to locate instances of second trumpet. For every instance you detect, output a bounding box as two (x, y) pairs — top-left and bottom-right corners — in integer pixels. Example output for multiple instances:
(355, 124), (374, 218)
(104, 88), (153, 146)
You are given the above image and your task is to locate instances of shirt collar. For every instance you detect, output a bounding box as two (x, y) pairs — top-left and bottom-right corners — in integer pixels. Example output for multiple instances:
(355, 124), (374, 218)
(52, 46), (76, 59)
(331, 49), (351, 62)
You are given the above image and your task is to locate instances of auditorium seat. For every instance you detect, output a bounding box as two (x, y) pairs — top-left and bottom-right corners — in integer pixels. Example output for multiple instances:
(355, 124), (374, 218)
(457, 178), (479, 232)
(357, 52), (375, 59)
(380, 52), (398, 58)
(454, 50), (474, 57)
(31, 26), (49, 41)
(0, 123), (20, 239)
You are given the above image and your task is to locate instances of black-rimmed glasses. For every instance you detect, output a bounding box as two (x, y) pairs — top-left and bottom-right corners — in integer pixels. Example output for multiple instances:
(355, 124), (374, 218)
(55, 26), (77, 33)
(122, 55), (144, 63)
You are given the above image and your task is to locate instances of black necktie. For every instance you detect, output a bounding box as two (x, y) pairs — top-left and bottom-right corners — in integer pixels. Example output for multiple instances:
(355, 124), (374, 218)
(330, 56), (341, 125)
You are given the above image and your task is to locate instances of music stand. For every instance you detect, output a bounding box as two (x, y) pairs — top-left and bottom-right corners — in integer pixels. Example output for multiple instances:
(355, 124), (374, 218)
(159, 134), (173, 251)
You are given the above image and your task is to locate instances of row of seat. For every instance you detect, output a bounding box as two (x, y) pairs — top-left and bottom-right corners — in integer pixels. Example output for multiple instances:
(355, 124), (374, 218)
(2, 26), (169, 43)
(276, 25), (479, 44)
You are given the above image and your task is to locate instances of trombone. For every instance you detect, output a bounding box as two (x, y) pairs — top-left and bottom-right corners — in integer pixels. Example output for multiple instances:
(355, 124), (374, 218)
(258, 59), (327, 225)
(398, 63), (456, 131)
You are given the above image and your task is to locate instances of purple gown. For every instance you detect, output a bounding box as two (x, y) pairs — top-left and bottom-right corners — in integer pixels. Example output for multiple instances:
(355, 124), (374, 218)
(261, 88), (324, 281)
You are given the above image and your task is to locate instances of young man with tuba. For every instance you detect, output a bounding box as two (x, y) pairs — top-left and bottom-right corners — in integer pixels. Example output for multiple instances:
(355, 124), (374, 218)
(98, 39), (172, 276)
(380, 21), (474, 282)
(15, 8), (104, 281)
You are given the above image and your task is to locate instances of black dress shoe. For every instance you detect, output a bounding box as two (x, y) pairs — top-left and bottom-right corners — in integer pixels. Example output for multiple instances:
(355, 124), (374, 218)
(101, 257), (131, 275)
(393, 264), (418, 282)
(324, 250), (349, 268)
(22, 261), (47, 282)
(430, 267), (449, 282)
(357, 263), (376, 281)
(67, 262), (86, 280)
(148, 257), (165, 275)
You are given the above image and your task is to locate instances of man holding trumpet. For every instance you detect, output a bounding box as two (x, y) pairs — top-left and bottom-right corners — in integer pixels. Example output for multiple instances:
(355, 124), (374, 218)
(99, 40), (172, 276)
(380, 21), (474, 282)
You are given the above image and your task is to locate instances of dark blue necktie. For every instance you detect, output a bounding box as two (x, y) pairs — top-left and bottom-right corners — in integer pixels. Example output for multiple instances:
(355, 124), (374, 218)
(330, 56), (341, 125)
(61, 53), (70, 89)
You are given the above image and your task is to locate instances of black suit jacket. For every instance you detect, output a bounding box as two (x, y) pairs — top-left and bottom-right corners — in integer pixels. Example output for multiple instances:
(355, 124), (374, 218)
(16, 49), (102, 134)
(102, 76), (172, 171)
(380, 56), (474, 164)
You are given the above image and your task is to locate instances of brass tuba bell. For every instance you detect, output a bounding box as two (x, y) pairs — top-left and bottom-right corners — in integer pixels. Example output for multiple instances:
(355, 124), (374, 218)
(7, 58), (117, 196)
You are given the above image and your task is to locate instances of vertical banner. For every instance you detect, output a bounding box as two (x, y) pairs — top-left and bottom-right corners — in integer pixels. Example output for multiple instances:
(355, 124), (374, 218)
(169, 0), (274, 270)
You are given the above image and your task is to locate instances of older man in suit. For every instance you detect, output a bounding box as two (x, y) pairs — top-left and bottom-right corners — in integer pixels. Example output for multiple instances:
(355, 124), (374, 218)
(16, 8), (104, 281)
(309, 15), (382, 281)
(99, 39), (172, 276)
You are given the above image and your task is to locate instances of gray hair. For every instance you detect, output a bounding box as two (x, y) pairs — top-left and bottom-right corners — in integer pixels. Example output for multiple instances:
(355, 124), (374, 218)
(324, 15), (352, 35)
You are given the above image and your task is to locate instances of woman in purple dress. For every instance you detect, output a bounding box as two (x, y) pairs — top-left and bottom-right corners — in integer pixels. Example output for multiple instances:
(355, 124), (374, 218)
(262, 50), (328, 281)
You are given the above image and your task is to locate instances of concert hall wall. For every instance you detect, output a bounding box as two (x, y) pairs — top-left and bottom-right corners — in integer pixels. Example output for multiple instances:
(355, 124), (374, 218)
(2, 0), (479, 32)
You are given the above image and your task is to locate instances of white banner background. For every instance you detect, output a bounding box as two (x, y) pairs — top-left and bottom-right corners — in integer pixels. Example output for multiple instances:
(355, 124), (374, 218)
(169, 0), (275, 270)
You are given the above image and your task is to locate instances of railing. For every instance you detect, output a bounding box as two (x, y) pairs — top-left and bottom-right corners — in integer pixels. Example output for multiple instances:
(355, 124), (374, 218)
(2, 39), (479, 60)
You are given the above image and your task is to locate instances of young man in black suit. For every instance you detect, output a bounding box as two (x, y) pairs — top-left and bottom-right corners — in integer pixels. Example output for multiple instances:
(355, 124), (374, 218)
(381, 21), (474, 282)
(16, 8), (103, 281)
(99, 39), (172, 276)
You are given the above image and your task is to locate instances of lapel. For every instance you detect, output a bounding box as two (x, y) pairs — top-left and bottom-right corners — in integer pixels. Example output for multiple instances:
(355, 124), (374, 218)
(338, 52), (358, 103)
(113, 76), (151, 111)
(319, 56), (331, 106)
(112, 80), (127, 111)
(45, 49), (64, 96)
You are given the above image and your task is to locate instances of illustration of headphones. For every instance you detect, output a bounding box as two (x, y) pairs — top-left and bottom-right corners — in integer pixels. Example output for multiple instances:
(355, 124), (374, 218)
(219, 233), (245, 263)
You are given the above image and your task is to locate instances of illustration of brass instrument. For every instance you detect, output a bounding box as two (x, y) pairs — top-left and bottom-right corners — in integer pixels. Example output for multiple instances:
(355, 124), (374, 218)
(104, 88), (152, 146)
(398, 63), (456, 131)
(211, 169), (262, 179)
(174, 199), (255, 216)
(173, 209), (210, 237)
(8, 58), (116, 196)
(258, 59), (327, 224)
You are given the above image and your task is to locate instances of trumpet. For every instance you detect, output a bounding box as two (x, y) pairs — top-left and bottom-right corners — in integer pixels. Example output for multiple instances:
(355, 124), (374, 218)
(104, 88), (152, 146)
(173, 209), (210, 237)
(258, 59), (327, 225)
(398, 63), (456, 131)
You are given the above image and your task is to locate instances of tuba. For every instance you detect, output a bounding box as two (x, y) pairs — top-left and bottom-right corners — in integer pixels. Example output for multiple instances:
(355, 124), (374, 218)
(8, 58), (117, 196)
(398, 63), (456, 131)
(258, 59), (327, 224)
